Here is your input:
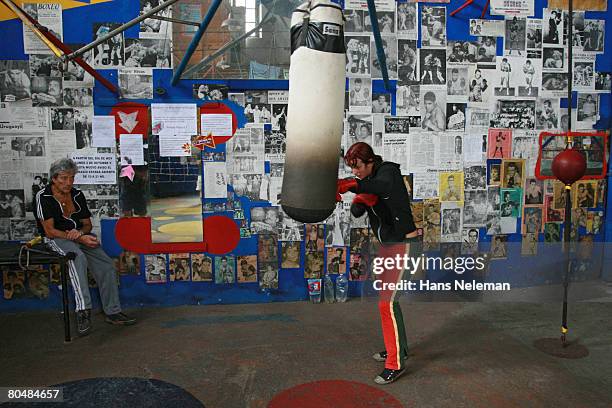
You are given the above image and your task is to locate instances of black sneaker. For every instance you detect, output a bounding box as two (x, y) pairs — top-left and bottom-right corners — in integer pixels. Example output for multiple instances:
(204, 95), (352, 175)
(374, 368), (406, 385)
(372, 350), (409, 362)
(105, 312), (136, 326)
(76, 310), (92, 337)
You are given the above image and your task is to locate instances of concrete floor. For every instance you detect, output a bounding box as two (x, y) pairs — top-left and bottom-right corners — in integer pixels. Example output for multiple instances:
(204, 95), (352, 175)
(1, 298), (611, 408)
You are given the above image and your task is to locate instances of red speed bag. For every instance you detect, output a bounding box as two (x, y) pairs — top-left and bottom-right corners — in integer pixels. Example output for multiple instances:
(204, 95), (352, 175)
(552, 148), (586, 185)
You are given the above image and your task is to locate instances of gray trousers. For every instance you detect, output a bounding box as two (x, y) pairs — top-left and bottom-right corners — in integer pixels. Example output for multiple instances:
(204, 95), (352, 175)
(47, 238), (121, 315)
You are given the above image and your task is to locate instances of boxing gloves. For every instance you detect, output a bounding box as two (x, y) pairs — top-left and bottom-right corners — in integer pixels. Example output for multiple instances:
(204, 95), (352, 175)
(350, 194), (378, 218)
(337, 178), (358, 195)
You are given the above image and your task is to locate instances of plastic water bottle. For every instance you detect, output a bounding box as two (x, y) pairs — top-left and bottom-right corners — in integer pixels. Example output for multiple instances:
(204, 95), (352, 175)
(308, 279), (322, 303)
(335, 273), (348, 303)
(324, 274), (335, 303)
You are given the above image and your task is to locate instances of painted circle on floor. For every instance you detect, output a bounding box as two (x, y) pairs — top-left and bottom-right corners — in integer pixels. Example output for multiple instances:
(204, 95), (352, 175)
(4, 377), (205, 408)
(268, 380), (403, 408)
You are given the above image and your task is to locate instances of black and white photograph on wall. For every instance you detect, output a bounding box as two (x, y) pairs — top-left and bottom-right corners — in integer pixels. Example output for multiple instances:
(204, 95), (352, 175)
(0, 60), (31, 104)
(271, 105), (287, 132)
(279, 214), (303, 243)
(517, 58), (541, 97)
(396, 84), (420, 116)
(345, 35), (371, 77)
(595, 72), (611, 91)
(250, 206), (280, 235)
(344, 9), (364, 32)
(244, 90), (267, 105)
(50, 107), (75, 130)
(92, 23), (125, 68)
(468, 66), (492, 103)
(230, 174), (262, 201)
(264, 129), (286, 156)
(541, 72), (568, 95)
(583, 20), (605, 52)
(465, 165), (487, 190)
(467, 108), (490, 128)
(504, 17), (527, 56)
(124, 38), (171, 68)
(419, 48), (446, 85)
(348, 77), (372, 113)
(446, 103), (466, 131)
(370, 36), (398, 79)
(543, 9), (563, 46)
(524, 177), (544, 205)
(214, 255), (235, 284)
(24, 173), (47, 214)
(363, 10), (395, 33)
(62, 88), (94, 107)
(244, 103), (271, 124)
(118, 68), (153, 99)
(63, 44), (94, 86)
(396, 2), (417, 36)
(441, 205), (462, 242)
(447, 67), (468, 98)
(573, 61), (595, 91)
(494, 57), (516, 97)
(194, 84), (229, 101)
(569, 12), (585, 47)
(87, 199), (120, 219)
(535, 98), (559, 129)
(397, 39), (418, 85)
(10, 137), (45, 157)
(346, 114), (373, 145)
(490, 234), (508, 258)
(490, 100), (536, 129)
(228, 92), (245, 107)
(259, 262), (278, 289)
(168, 253), (191, 281)
(144, 254), (167, 283)
(577, 93), (598, 123)
(0, 190), (25, 218)
(464, 190), (488, 226)
(10, 218), (37, 241)
(31, 76), (62, 106)
(325, 205), (350, 247)
(139, 0), (173, 38)
(487, 186), (501, 213)
(421, 6), (446, 47)
(526, 19), (543, 49)
(461, 228), (480, 254)
(542, 47), (566, 71)
(29, 54), (61, 77)
(75, 108), (93, 149)
(420, 88), (446, 132)
(372, 93), (391, 114)
(384, 116), (410, 134)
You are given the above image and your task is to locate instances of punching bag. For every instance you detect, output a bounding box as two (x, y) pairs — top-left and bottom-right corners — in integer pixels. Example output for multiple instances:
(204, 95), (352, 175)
(281, 0), (345, 223)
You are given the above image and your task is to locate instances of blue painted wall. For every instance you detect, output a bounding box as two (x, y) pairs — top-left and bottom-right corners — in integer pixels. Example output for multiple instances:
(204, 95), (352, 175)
(0, 0), (610, 312)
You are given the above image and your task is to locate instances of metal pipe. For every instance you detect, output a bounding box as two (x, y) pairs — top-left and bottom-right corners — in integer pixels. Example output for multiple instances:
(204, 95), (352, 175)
(149, 14), (200, 27)
(0, 0), (63, 57)
(172, 0), (224, 85)
(366, 0), (391, 91)
(567, 0), (574, 135)
(181, 10), (275, 78)
(66, 0), (181, 61)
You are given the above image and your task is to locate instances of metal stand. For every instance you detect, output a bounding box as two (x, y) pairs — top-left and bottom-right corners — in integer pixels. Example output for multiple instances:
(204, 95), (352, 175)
(533, 0), (589, 359)
(60, 257), (72, 343)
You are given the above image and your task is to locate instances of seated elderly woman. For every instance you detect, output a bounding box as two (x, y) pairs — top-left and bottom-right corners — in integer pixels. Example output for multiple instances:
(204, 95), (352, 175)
(34, 158), (135, 336)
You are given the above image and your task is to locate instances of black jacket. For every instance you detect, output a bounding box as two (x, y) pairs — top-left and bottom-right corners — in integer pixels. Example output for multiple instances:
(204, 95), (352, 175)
(356, 160), (416, 244)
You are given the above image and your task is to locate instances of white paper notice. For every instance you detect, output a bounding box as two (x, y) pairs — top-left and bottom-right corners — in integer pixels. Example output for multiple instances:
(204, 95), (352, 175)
(22, 3), (63, 54)
(200, 114), (232, 136)
(151, 103), (198, 136)
(119, 134), (144, 165)
(159, 134), (191, 157)
(71, 153), (117, 184)
(204, 162), (227, 199)
(92, 116), (116, 147)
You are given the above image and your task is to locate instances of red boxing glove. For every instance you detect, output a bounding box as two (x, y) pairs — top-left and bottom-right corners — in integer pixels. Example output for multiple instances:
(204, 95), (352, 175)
(352, 193), (378, 207)
(337, 178), (358, 195)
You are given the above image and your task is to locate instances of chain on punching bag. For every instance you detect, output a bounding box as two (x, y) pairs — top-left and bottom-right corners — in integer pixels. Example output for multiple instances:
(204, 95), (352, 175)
(281, 0), (346, 223)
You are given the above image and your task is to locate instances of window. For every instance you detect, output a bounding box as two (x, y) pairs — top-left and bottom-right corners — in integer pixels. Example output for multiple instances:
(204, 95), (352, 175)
(232, 0), (262, 37)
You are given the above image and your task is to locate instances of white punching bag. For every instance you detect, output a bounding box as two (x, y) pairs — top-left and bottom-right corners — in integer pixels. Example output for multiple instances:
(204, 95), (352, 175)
(281, 0), (345, 223)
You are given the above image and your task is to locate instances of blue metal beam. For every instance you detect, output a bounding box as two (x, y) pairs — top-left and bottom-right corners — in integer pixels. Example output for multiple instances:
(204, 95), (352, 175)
(366, 0), (391, 92)
(172, 0), (224, 85)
